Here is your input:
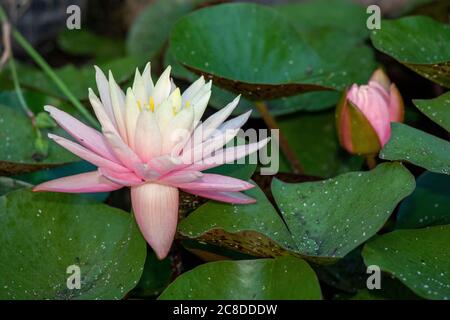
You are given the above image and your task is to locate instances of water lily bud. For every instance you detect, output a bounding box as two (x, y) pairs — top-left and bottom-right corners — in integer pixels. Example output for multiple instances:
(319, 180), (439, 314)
(336, 69), (404, 156)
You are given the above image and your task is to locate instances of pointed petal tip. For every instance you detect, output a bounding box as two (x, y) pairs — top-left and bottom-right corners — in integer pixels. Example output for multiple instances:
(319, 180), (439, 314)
(43, 105), (55, 113)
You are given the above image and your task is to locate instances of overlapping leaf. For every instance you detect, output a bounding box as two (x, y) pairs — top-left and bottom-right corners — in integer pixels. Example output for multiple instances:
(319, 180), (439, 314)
(363, 225), (450, 300)
(170, 3), (375, 100)
(159, 256), (322, 300)
(380, 123), (450, 175)
(371, 16), (450, 88)
(0, 189), (146, 299)
(271, 163), (415, 258)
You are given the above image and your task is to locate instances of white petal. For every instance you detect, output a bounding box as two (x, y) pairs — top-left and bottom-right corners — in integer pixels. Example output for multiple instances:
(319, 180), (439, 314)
(88, 88), (118, 135)
(190, 95), (240, 147)
(155, 99), (174, 134)
(217, 110), (252, 132)
(125, 88), (140, 150)
(134, 110), (162, 162)
(192, 90), (211, 127)
(94, 66), (115, 123)
(108, 71), (128, 143)
(180, 128), (239, 164)
(142, 62), (154, 95)
(162, 107), (194, 154)
(191, 80), (212, 106)
(153, 66), (172, 106)
(181, 76), (205, 103)
(170, 88), (182, 113)
(132, 68), (147, 104)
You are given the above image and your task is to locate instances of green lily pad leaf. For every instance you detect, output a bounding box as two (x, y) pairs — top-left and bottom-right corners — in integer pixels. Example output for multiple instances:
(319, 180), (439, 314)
(178, 182), (298, 258)
(278, 111), (364, 177)
(413, 92), (450, 132)
(159, 256), (322, 299)
(0, 189), (146, 299)
(167, 47), (341, 115)
(0, 177), (31, 195)
(58, 29), (125, 61)
(348, 276), (421, 300)
(275, 0), (369, 41)
(271, 162), (415, 258)
(19, 56), (140, 101)
(170, 3), (373, 100)
(130, 251), (172, 298)
(380, 122), (450, 175)
(0, 105), (78, 175)
(371, 16), (450, 88)
(397, 171), (450, 229)
(362, 225), (450, 300)
(127, 0), (201, 60)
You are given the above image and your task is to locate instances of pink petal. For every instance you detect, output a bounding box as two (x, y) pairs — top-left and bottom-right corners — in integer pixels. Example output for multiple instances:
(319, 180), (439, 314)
(177, 174), (254, 192)
(99, 167), (144, 186)
(131, 183), (179, 260)
(48, 134), (129, 173)
(180, 129), (239, 164)
(159, 170), (203, 185)
(347, 82), (391, 146)
(33, 171), (122, 193)
(44, 105), (118, 161)
(94, 66), (116, 124)
(337, 94), (354, 153)
(148, 155), (183, 175)
(181, 189), (256, 204)
(188, 95), (240, 149)
(101, 130), (150, 179)
(187, 138), (270, 171)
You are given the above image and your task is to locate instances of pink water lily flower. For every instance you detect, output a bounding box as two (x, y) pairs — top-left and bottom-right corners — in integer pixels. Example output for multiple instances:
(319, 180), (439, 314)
(336, 68), (404, 155)
(34, 63), (269, 259)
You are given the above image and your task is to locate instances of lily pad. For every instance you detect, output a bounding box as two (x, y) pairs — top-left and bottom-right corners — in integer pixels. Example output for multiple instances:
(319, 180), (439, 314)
(0, 105), (78, 175)
(396, 171), (450, 229)
(178, 182), (298, 258)
(167, 48), (341, 115)
(413, 92), (450, 132)
(275, 0), (369, 41)
(0, 189), (146, 299)
(362, 225), (450, 300)
(271, 162), (415, 258)
(380, 123), (450, 175)
(170, 3), (374, 100)
(159, 256), (322, 299)
(371, 16), (450, 88)
(278, 111), (364, 177)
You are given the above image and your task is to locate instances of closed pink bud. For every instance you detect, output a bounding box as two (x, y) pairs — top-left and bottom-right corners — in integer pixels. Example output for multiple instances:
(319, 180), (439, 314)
(336, 68), (404, 156)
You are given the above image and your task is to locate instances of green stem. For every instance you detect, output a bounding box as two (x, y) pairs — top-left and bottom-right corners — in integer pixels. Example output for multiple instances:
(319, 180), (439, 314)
(254, 101), (304, 174)
(0, 6), (99, 128)
(9, 56), (33, 118)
